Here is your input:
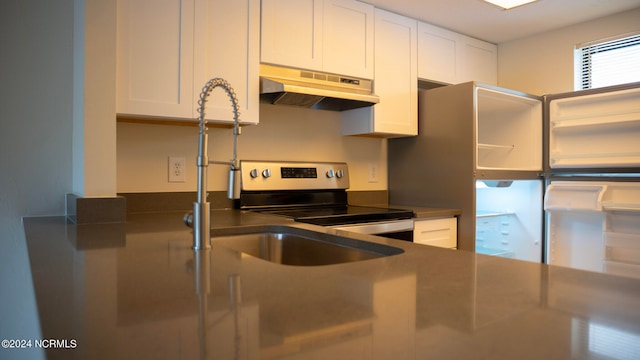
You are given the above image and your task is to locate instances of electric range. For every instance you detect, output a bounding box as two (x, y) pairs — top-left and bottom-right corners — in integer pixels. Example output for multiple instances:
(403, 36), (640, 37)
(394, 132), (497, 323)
(237, 160), (414, 241)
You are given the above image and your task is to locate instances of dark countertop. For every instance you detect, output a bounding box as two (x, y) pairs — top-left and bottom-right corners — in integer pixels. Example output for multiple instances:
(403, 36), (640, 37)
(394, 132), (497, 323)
(23, 210), (640, 360)
(389, 205), (461, 219)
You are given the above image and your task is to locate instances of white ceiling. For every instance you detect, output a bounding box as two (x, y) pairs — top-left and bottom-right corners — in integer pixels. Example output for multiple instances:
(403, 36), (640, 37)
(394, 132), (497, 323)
(364, 0), (640, 43)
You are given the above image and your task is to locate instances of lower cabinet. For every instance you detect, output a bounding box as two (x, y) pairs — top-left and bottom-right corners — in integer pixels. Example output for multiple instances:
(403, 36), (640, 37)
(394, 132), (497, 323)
(413, 217), (457, 249)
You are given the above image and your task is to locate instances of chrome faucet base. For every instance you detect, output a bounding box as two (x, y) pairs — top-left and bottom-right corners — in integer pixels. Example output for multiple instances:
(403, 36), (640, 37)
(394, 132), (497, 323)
(192, 201), (211, 250)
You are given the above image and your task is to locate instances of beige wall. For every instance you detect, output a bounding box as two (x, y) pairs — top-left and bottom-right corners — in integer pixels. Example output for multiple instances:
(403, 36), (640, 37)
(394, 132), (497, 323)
(117, 104), (387, 192)
(73, 0), (118, 197)
(498, 8), (640, 95)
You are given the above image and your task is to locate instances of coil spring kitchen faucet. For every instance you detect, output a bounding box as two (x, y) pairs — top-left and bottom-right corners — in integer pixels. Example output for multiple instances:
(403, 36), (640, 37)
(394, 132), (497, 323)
(188, 78), (241, 250)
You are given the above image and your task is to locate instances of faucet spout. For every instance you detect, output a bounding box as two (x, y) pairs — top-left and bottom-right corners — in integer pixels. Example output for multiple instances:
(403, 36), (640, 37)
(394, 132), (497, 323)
(192, 78), (241, 250)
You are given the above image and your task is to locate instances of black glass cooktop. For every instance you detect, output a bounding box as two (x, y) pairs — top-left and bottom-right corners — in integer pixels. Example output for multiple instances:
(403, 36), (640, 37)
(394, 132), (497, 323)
(261, 205), (414, 226)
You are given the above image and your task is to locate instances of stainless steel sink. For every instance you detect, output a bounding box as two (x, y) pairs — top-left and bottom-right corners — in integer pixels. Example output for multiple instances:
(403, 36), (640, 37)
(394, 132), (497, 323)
(212, 226), (403, 266)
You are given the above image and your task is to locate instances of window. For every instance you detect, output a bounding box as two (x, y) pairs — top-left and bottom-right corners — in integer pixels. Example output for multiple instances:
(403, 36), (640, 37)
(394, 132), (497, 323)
(575, 32), (640, 90)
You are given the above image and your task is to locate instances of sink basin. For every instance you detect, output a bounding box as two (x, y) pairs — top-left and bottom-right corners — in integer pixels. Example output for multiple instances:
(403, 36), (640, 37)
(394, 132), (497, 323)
(212, 226), (403, 266)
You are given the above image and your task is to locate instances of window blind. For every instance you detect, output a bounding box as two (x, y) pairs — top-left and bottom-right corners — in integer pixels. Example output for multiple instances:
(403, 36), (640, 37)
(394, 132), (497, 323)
(572, 319), (640, 360)
(575, 32), (640, 90)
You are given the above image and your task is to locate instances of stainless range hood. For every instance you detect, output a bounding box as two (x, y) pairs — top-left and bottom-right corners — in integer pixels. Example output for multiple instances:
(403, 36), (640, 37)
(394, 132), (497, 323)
(260, 64), (379, 111)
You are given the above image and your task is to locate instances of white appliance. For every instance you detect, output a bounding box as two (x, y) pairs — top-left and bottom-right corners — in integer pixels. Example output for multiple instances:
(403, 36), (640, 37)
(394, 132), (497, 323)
(388, 81), (640, 277)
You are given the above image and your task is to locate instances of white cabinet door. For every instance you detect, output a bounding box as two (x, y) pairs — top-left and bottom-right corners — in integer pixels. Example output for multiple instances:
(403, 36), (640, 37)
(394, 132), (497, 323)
(116, 0), (196, 119)
(417, 21), (497, 85)
(457, 36), (497, 85)
(414, 218), (457, 249)
(194, 0), (260, 125)
(417, 22), (457, 85)
(323, 0), (374, 79)
(261, 0), (373, 79)
(260, 0), (323, 72)
(341, 9), (417, 137)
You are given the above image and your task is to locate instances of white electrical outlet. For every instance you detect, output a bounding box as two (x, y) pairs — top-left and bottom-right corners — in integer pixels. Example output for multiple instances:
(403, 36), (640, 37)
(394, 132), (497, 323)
(368, 162), (379, 183)
(168, 156), (186, 182)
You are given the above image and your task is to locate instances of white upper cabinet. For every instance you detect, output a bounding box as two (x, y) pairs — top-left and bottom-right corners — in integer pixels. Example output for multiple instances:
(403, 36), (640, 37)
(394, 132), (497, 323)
(261, 0), (374, 79)
(417, 21), (497, 85)
(116, 0), (196, 119)
(116, 0), (260, 125)
(260, 0), (323, 73)
(417, 22), (457, 84)
(194, 0), (260, 125)
(341, 9), (417, 137)
(457, 36), (497, 85)
(322, 0), (374, 79)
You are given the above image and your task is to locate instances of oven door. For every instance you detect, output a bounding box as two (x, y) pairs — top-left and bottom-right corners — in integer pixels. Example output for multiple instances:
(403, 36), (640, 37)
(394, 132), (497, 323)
(330, 219), (414, 242)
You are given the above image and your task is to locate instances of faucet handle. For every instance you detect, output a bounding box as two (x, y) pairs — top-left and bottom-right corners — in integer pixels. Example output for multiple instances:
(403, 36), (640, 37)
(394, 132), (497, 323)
(183, 212), (194, 227)
(228, 167), (241, 200)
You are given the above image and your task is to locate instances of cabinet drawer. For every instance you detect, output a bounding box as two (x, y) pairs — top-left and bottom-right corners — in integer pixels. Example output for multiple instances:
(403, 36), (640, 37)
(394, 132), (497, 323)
(414, 217), (457, 248)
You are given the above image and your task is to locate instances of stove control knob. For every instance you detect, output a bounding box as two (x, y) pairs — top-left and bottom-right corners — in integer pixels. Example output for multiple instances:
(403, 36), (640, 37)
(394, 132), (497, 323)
(326, 169), (335, 178)
(249, 169), (259, 178)
(262, 168), (272, 178)
(336, 169), (344, 178)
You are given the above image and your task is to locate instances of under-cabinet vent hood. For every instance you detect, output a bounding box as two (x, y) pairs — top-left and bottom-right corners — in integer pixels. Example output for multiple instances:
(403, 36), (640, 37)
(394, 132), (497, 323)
(260, 64), (379, 111)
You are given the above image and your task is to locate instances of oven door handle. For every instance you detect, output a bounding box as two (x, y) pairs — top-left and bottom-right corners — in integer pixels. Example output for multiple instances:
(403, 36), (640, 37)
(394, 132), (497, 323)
(329, 219), (414, 235)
